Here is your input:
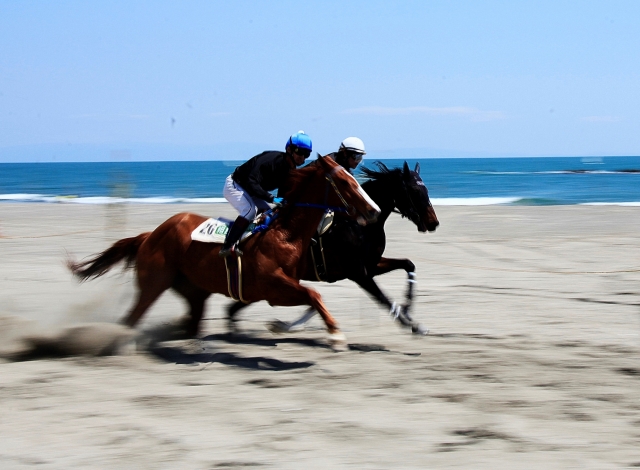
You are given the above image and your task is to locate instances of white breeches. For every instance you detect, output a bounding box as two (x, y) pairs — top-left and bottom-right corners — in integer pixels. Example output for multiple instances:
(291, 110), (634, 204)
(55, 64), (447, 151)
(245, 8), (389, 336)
(223, 175), (270, 220)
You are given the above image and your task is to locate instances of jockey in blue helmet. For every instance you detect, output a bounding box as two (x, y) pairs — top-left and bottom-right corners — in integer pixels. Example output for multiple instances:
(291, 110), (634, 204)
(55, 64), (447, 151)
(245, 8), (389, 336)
(220, 131), (312, 257)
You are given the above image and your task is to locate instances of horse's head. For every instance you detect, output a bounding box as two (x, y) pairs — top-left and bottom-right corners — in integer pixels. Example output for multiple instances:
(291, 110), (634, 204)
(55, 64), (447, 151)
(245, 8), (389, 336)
(317, 155), (380, 224)
(282, 155), (380, 225)
(396, 161), (439, 233)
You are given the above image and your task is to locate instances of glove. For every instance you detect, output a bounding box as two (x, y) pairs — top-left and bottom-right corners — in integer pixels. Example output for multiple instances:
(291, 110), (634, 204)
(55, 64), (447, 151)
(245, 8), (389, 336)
(272, 197), (284, 205)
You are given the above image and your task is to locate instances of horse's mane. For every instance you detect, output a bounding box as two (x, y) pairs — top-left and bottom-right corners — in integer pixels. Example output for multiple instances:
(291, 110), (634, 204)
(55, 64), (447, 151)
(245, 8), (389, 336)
(280, 161), (322, 202)
(359, 161), (402, 182)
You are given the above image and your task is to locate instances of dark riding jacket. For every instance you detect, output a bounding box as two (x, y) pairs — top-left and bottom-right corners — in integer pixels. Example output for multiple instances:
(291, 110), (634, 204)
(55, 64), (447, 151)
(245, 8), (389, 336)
(327, 152), (353, 174)
(232, 151), (292, 202)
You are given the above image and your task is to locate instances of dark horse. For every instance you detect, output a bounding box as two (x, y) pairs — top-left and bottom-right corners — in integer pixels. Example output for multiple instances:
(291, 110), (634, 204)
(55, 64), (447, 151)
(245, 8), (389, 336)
(68, 156), (380, 347)
(228, 161), (439, 334)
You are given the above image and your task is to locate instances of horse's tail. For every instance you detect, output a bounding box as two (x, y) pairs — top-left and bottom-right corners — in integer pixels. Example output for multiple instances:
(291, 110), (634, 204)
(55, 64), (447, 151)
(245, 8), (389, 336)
(68, 232), (151, 281)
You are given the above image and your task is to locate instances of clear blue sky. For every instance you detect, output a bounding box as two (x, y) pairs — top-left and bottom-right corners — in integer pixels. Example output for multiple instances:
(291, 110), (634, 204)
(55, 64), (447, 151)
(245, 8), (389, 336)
(1, 0), (639, 161)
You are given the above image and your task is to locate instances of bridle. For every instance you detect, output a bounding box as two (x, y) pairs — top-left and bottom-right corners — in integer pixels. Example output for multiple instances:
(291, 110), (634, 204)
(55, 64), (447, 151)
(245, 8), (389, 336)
(295, 166), (355, 215)
(254, 165), (358, 233)
(392, 174), (428, 224)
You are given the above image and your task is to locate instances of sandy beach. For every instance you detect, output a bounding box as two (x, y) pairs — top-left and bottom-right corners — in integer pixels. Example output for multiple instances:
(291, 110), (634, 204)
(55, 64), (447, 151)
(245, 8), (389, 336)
(1, 202), (639, 469)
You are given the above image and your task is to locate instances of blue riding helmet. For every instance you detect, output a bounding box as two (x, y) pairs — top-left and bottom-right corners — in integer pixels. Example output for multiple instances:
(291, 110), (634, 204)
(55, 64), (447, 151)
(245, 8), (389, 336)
(286, 131), (312, 151)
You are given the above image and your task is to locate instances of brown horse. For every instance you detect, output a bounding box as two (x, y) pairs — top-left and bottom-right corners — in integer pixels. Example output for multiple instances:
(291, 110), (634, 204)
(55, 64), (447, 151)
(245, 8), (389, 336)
(68, 156), (380, 345)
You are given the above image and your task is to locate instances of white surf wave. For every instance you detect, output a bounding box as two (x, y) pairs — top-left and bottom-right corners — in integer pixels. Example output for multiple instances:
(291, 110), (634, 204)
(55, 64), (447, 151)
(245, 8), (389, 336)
(431, 197), (522, 206)
(581, 202), (640, 206)
(0, 194), (228, 204)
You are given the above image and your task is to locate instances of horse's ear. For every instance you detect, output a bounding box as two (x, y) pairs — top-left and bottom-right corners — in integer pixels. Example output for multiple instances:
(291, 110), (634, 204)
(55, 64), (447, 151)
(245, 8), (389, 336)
(403, 161), (410, 175)
(317, 153), (333, 171)
(414, 162), (420, 174)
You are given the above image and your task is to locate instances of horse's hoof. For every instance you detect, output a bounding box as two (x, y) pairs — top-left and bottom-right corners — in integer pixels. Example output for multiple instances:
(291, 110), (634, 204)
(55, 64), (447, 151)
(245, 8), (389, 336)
(400, 305), (415, 323)
(330, 341), (348, 352)
(391, 305), (414, 328)
(266, 320), (292, 334)
(328, 332), (348, 351)
(411, 323), (429, 336)
(394, 314), (413, 329)
(267, 320), (305, 334)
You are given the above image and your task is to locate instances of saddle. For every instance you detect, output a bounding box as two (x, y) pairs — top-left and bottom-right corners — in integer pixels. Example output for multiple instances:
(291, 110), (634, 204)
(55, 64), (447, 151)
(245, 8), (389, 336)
(191, 209), (281, 303)
(310, 211), (369, 283)
(190, 207), (280, 244)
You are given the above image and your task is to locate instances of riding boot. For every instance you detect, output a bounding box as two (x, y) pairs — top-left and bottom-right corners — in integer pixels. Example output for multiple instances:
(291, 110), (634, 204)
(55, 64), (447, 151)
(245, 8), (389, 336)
(219, 216), (251, 257)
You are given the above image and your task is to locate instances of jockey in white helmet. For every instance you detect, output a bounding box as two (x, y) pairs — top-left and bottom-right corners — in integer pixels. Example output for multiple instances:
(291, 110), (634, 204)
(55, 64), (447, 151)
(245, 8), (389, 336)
(331, 137), (366, 173)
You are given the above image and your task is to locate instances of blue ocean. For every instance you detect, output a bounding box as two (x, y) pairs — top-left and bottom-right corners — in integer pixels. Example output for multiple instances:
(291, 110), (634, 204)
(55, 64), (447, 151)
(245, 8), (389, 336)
(1, 156), (639, 206)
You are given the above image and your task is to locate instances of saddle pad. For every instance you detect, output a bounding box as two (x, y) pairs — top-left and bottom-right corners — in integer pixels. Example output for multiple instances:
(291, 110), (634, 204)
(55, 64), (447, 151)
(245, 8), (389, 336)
(191, 218), (257, 243)
(191, 218), (229, 243)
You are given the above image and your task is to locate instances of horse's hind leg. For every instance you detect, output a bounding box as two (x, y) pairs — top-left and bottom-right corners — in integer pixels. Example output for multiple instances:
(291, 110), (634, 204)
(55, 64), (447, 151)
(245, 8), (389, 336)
(122, 267), (174, 328)
(371, 257), (415, 276)
(267, 307), (316, 334)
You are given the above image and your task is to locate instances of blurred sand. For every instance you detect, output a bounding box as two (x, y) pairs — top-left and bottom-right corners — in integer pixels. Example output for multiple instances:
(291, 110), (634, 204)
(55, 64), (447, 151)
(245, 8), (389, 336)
(1, 202), (639, 469)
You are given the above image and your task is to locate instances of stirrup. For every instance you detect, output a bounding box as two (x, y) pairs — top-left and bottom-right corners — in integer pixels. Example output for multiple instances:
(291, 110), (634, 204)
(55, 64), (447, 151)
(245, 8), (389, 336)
(219, 245), (242, 258)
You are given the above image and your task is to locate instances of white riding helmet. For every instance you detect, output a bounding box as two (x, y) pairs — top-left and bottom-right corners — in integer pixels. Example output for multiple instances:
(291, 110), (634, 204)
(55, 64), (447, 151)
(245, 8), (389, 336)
(339, 137), (366, 154)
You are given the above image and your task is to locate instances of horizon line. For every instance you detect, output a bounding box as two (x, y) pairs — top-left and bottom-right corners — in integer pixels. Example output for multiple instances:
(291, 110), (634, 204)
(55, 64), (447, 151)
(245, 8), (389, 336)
(2, 155), (640, 164)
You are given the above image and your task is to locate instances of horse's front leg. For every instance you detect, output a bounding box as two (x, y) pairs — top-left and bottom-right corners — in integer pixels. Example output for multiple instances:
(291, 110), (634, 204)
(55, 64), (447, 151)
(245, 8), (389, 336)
(265, 273), (345, 348)
(352, 275), (414, 328)
(370, 258), (427, 335)
(371, 256), (416, 317)
(352, 275), (392, 310)
(226, 300), (253, 334)
(270, 265), (402, 334)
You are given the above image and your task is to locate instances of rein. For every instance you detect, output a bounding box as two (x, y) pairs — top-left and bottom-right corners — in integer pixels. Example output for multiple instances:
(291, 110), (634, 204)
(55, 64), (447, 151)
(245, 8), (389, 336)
(295, 202), (348, 212)
(294, 167), (355, 214)
(324, 171), (355, 214)
(252, 165), (353, 234)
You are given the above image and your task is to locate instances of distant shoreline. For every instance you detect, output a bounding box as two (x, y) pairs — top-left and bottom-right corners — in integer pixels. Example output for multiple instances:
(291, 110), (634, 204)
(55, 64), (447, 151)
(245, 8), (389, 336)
(2, 155), (640, 164)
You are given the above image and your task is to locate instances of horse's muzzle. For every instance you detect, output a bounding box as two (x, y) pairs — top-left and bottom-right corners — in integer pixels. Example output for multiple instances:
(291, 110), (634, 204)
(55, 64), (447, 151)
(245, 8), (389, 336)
(418, 219), (439, 233)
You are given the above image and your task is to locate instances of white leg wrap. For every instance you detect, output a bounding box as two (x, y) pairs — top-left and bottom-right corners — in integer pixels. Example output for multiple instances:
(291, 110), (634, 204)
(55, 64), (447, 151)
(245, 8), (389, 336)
(390, 302), (401, 319)
(328, 332), (347, 342)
